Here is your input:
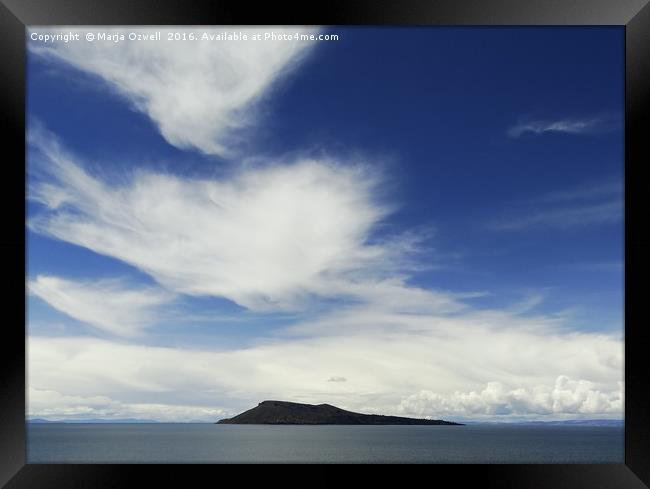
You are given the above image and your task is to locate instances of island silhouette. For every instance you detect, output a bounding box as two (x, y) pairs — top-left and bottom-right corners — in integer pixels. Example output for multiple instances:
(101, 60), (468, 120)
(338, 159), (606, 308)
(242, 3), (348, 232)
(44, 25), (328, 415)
(216, 400), (463, 425)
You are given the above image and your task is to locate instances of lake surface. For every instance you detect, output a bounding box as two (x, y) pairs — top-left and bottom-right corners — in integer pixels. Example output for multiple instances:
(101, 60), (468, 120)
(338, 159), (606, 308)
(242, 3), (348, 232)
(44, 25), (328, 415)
(27, 424), (624, 464)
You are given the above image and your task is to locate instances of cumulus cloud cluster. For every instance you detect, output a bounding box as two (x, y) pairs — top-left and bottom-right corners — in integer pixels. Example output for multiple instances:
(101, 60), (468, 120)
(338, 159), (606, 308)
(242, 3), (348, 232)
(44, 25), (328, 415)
(30, 27), (318, 155)
(398, 376), (623, 418)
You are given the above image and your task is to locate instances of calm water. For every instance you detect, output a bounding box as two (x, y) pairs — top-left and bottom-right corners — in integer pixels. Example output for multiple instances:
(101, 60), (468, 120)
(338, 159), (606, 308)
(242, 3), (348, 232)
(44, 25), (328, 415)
(27, 424), (624, 464)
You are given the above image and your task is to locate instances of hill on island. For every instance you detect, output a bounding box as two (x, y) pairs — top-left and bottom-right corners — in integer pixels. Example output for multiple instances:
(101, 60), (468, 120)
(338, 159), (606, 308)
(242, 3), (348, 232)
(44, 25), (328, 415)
(216, 400), (462, 425)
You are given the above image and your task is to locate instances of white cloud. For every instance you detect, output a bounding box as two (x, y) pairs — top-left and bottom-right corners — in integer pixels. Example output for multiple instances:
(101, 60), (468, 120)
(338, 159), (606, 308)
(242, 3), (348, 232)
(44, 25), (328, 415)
(29, 27), (318, 155)
(29, 129), (427, 311)
(398, 376), (623, 418)
(28, 275), (171, 337)
(507, 117), (613, 138)
(28, 387), (226, 422)
(28, 301), (623, 420)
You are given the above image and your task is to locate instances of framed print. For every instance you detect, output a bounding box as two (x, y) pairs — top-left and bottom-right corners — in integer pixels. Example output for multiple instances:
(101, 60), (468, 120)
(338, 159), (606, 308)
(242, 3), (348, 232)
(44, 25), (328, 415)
(1, 0), (649, 486)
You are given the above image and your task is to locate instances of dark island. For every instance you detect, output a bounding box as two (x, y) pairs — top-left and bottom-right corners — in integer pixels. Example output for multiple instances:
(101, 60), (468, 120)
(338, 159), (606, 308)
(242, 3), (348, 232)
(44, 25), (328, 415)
(216, 400), (462, 425)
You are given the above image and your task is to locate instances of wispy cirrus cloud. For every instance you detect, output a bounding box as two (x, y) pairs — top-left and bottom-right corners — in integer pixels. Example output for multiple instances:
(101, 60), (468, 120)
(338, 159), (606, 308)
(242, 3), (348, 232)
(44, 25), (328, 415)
(28, 275), (171, 337)
(486, 177), (623, 231)
(29, 27), (318, 156)
(507, 116), (618, 138)
(487, 200), (622, 231)
(28, 127), (433, 312)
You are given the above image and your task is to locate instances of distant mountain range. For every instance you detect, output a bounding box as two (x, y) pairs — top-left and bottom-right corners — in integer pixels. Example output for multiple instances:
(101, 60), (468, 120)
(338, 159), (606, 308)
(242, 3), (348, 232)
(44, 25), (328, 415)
(515, 419), (623, 427)
(462, 419), (624, 427)
(27, 412), (624, 426)
(216, 400), (463, 425)
(28, 418), (160, 424)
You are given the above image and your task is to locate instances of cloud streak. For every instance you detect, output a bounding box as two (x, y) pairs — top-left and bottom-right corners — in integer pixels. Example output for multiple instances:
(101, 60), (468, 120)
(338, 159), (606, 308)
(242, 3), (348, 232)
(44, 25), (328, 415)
(29, 275), (171, 337)
(487, 200), (622, 231)
(487, 177), (623, 231)
(507, 114), (619, 138)
(507, 116), (617, 138)
(29, 27), (318, 155)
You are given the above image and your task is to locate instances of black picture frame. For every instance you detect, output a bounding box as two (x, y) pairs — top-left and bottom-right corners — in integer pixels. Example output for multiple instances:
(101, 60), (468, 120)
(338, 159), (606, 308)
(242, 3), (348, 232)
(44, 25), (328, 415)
(1, 0), (648, 486)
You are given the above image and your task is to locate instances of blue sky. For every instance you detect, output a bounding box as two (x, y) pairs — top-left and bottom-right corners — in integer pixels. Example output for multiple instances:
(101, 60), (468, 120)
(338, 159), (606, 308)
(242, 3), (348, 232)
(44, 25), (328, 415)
(27, 27), (623, 421)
